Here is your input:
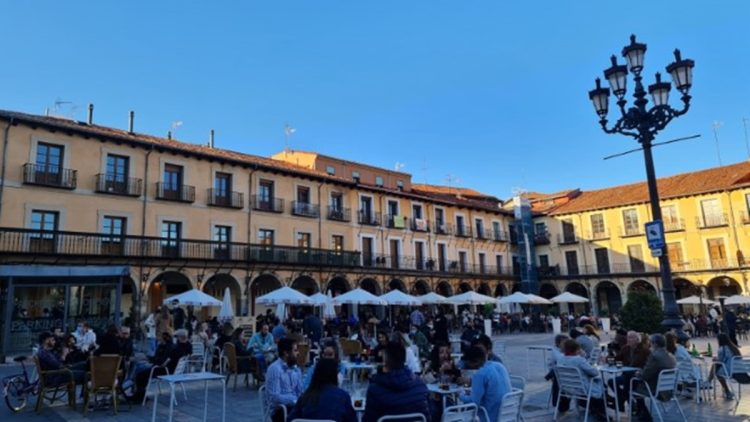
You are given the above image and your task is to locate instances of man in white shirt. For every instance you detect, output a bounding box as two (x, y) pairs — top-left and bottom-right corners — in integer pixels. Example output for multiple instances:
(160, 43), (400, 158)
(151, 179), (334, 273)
(77, 322), (97, 352)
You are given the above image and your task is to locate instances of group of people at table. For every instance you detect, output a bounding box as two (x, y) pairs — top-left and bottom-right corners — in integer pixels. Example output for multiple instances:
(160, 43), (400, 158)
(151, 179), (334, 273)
(546, 324), (747, 422)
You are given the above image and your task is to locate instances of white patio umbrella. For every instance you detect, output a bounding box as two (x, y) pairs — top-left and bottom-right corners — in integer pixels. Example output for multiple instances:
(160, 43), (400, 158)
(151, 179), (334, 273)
(551, 291), (590, 304)
(418, 292), (448, 304)
(275, 303), (286, 319)
(526, 294), (554, 305)
(380, 290), (422, 306)
(163, 289), (222, 307)
(255, 286), (314, 305)
(676, 295), (717, 305)
(446, 291), (497, 305)
(723, 295), (750, 306)
(309, 292), (329, 307)
(498, 291), (532, 304)
(218, 287), (234, 323)
(332, 288), (387, 306)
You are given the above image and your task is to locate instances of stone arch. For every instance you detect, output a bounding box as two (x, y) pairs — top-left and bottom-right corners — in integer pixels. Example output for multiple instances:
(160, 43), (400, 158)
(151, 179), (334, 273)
(148, 271), (192, 312)
(360, 278), (381, 296)
(326, 276), (351, 296)
(203, 273), (242, 318)
(437, 281), (453, 297)
(539, 283), (559, 299)
(628, 279), (657, 295)
(512, 283), (522, 293)
(707, 276), (742, 299)
(595, 280), (622, 315)
(565, 282), (590, 314)
(411, 280), (431, 296)
(673, 278), (697, 300)
(494, 284), (508, 298)
(388, 279), (407, 292)
(477, 283), (491, 296)
(250, 273), (283, 316)
(291, 275), (319, 295)
(458, 282), (473, 293)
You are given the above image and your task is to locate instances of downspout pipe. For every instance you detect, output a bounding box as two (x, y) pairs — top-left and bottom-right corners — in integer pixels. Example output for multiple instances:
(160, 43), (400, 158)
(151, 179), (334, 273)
(137, 146), (154, 329)
(0, 117), (15, 221)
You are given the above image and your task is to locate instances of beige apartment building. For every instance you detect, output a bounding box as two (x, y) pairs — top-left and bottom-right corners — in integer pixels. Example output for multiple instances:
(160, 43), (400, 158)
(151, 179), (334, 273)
(0, 109), (516, 355)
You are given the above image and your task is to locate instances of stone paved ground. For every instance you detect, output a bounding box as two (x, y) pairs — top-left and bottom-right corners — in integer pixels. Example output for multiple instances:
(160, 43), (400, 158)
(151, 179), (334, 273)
(2, 331), (749, 421)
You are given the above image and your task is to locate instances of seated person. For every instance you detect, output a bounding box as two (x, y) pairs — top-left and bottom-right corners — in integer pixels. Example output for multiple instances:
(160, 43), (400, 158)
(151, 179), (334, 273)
(632, 334), (676, 421)
(288, 358), (356, 422)
(265, 338), (303, 422)
(472, 334), (503, 363)
(570, 328), (594, 358)
(62, 334), (87, 365)
(371, 332), (389, 364)
(460, 346), (511, 422)
(423, 343), (460, 383)
(546, 334), (570, 412)
(133, 331), (176, 401)
(362, 342), (430, 422)
(460, 320), (481, 353)
(229, 328), (254, 374)
(557, 339), (607, 420)
(37, 331), (86, 386)
(95, 324), (122, 355)
(248, 323), (275, 374)
(303, 341), (345, 390)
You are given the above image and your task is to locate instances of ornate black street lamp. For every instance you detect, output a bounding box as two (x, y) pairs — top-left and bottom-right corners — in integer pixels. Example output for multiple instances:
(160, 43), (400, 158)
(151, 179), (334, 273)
(588, 35), (695, 332)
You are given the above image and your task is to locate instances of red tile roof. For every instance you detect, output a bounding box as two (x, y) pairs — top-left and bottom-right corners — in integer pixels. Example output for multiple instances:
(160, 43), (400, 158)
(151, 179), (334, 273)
(549, 161), (750, 215)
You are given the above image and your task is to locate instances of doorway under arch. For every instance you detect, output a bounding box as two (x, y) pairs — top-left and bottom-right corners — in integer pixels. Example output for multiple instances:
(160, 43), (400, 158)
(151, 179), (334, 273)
(203, 273), (242, 319)
(494, 284), (508, 298)
(148, 271), (192, 313)
(360, 278), (381, 296)
(477, 283), (491, 296)
(628, 279), (657, 295)
(291, 276), (319, 295)
(595, 281), (622, 315)
(412, 280), (431, 296)
(458, 282), (473, 293)
(388, 279), (407, 292)
(250, 274), (282, 316)
(707, 276), (742, 299)
(539, 283), (559, 299)
(437, 281), (453, 297)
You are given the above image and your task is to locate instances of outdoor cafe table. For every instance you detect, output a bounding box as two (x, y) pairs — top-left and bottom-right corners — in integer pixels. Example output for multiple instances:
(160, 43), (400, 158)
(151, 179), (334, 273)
(150, 371), (226, 422)
(526, 345), (553, 378)
(427, 383), (467, 409)
(596, 364), (638, 421)
(342, 361), (377, 383)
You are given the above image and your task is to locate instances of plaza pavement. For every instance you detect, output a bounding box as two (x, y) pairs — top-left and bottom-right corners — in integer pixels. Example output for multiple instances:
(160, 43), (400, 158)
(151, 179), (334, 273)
(2, 331), (749, 421)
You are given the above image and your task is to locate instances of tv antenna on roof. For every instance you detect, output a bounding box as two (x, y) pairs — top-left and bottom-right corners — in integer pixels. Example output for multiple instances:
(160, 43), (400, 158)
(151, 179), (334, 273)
(284, 123), (296, 152)
(712, 121), (724, 166)
(46, 98), (78, 119)
(394, 162), (406, 172)
(445, 174), (461, 195)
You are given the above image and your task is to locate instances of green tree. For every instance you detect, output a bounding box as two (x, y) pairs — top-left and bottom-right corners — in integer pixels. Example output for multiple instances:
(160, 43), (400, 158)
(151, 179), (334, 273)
(620, 291), (663, 333)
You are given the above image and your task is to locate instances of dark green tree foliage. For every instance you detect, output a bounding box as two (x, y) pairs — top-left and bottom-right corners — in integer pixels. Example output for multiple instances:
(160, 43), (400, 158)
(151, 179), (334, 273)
(620, 291), (663, 334)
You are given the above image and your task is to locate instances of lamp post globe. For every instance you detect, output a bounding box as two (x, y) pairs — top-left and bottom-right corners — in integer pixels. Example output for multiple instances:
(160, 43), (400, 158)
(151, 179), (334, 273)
(588, 35), (694, 333)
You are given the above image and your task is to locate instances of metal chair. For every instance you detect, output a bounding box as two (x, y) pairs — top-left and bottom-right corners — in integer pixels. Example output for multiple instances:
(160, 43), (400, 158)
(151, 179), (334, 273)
(377, 414), (427, 422)
(629, 368), (686, 422)
(716, 356), (750, 400)
(498, 389), (525, 422)
(675, 358), (707, 403)
(508, 376), (526, 421)
(441, 403), (478, 422)
(553, 365), (602, 422)
(33, 355), (76, 413)
(221, 342), (255, 390)
(188, 341), (207, 372)
(588, 347), (602, 365)
(259, 385), (287, 422)
(142, 358), (170, 406)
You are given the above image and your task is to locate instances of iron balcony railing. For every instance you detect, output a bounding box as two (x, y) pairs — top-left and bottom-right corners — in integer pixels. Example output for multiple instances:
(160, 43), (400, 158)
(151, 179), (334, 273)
(433, 221), (453, 235)
(537, 262), (662, 277)
(454, 224), (472, 238)
(95, 174), (142, 197)
(475, 229), (493, 241)
(696, 213), (729, 229)
(327, 206), (351, 222)
(207, 189), (243, 209)
(663, 218), (685, 232)
(251, 195), (284, 213)
(292, 201), (320, 218)
(533, 231), (550, 244)
(385, 214), (407, 229)
(620, 226), (644, 237)
(492, 230), (508, 242)
(0, 227), (361, 266)
(410, 218), (430, 232)
(557, 233), (578, 245)
(156, 182), (195, 203)
(22, 163), (77, 189)
(361, 253), (516, 276)
(588, 229), (610, 241)
(358, 210), (381, 226)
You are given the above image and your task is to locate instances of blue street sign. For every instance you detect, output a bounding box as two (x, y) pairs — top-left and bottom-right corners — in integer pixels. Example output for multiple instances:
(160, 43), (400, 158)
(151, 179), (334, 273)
(645, 220), (665, 250)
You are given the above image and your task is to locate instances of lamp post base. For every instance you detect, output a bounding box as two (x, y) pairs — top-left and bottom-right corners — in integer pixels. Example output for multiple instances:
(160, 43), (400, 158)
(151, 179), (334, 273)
(661, 314), (684, 334)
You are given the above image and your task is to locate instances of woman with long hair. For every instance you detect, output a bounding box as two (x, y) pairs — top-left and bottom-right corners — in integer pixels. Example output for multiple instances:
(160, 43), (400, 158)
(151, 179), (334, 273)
(583, 324), (600, 342)
(287, 358), (356, 422)
(709, 333), (743, 399)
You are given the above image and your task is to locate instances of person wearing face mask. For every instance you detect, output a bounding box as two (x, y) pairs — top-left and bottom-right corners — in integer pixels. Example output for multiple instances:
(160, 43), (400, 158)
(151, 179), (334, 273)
(75, 322), (97, 353)
(247, 323), (275, 375)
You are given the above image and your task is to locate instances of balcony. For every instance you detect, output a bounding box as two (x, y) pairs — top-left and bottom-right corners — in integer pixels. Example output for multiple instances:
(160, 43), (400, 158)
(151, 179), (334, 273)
(536, 262), (661, 278)
(433, 222), (453, 235)
(358, 210), (381, 226)
(327, 206), (351, 222)
(156, 182), (195, 203)
(697, 213), (729, 228)
(663, 218), (685, 232)
(589, 229), (610, 241)
(251, 195), (284, 213)
(557, 233), (578, 245)
(410, 218), (430, 232)
(22, 163), (77, 189)
(475, 229), (492, 240)
(740, 211), (750, 225)
(95, 174), (142, 197)
(207, 189), (243, 209)
(361, 253), (515, 276)
(292, 201), (320, 218)
(385, 214), (407, 229)
(454, 225), (472, 238)
(620, 226), (644, 237)
(493, 230), (509, 243)
(0, 227), (361, 266)
(533, 231), (550, 245)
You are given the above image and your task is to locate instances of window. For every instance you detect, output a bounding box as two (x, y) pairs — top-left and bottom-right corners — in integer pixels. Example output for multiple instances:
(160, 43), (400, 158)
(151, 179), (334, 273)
(435, 208), (445, 225)
(565, 251), (579, 275)
(478, 252), (486, 274)
(662, 205), (680, 230)
(375, 176), (384, 186)
(332, 235), (344, 253)
(493, 221), (502, 239)
(259, 179), (274, 202)
(161, 221), (182, 258)
(475, 218), (484, 238)
(622, 209), (640, 235)
(297, 232), (311, 249)
(105, 154), (129, 186)
(509, 224), (518, 244)
(456, 215), (466, 236)
(102, 216), (126, 242)
(412, 204), (423, 219)
(330, 192), (343, 211)
(707, 238), (727, 268)
(458, 251), (468, 272)
(437, 244), (447, 271)
(535, 222), (547, 235)
(627, 245), (645, 272)
(297, 186), (310, 204)
(590, 214), (606, 237)
(352, 170), (361, 181)
(700, 199), (724, 226)
(215, 173), (231, 197)
(495, 255), (503, 274)
(594, 248), (610, 274)
(561, 219), (575, 242)
(214, 225), (231, 259)
(163, 164), (183, 191)
(389, 239), (401, 268)
(326, 165), (335, 175)
(362, 237), (374, 266)
(36, 142), (64, 174)
(30, 210), (59, 252)
(538, 254), (549, 268)
(387, 200), (399, 216)
(512, 256), (521, 276)
(667, 242), (685, 270)
(415, 241), (425, 270)
(359, 196), (374, 223)
(397, 180), (404, 190)
(258, 229), (274, 246)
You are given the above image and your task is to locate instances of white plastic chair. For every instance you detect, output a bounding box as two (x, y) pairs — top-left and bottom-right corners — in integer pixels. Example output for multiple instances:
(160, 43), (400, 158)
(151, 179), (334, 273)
(493, 341), (507, 359)
(188, 341), (206, 372)
(716, 356), (750, 400)
(377, 414), (427, 422)
(259, 385), (288, 422)
(587, 347), (602, 365)
(553, 365), (602, 422)
(498, 389), (524, 422)
(629, 368), (686, 422)
(142, 358), (171, 406)
(675, 358), (707, 403)
(441, 403), (477, 422)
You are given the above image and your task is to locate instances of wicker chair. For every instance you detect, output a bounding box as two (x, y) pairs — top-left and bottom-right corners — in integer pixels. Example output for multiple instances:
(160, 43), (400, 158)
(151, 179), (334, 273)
(83, 354), (122, 415)
(33, 355), (77, 413)
(341, 339), (362, 357)
(221, 342), (255, 390)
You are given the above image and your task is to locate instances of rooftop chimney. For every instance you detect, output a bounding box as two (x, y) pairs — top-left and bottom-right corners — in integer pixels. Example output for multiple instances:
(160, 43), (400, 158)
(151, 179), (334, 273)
(128, 111), (134, 133)
(167, 131), (172, 140)
(87, 104), (94, 124)
(209, 129), (215, 148)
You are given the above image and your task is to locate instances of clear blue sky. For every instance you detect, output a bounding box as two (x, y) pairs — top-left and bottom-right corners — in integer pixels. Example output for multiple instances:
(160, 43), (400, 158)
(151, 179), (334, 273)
(2, 1), (749, 198)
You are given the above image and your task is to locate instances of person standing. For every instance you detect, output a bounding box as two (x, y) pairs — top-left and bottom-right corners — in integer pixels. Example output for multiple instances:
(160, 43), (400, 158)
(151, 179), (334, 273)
(265, 338), (303, 422)
(410, 307), (425, 328)
(144, 308), (158, 357)
(156, 306), (174, 339)
(725, 308), (738, 346)
(434, 309), (449, 344)
(171, 300), (186, 330)
(460, 345), (512, 422)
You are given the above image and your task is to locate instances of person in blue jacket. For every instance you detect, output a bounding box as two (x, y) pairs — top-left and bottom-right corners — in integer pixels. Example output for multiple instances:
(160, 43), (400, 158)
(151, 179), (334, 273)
(362, 341), (430, 422)
(287, 358), (356, 422)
